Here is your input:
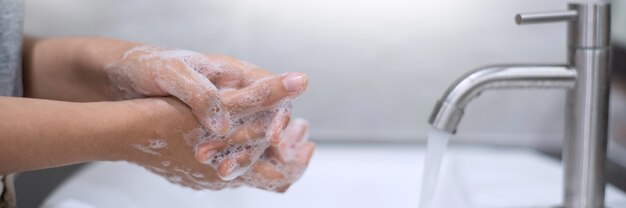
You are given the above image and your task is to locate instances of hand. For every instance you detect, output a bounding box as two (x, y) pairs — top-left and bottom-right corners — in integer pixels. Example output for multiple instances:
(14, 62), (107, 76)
(104, 44), (309, 179)
(18, 37), (313, 185)
(25, 37), (305, 137)
(240, 118), (315, 192)
(185, 64), (309, 180)
(105, 45), (307, 136)
(120, 98), (314, 191)
(98, 40), (313, 180)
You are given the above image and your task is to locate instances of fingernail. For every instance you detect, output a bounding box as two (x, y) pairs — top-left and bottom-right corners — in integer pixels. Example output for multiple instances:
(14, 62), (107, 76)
(217, 158), (240, 181)
(195, 146), (217, 164)
(282, 116), (291, 130)
(204, 150), (217, 164)
(196, 149), (216, 164)
(195, 141), (226, 164)
(236, 154), (252, 167)
(281, 73), (307, 93)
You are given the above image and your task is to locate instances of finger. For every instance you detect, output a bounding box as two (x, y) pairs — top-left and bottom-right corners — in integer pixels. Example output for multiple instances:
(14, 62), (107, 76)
(216, 157), (239, 181)
(264, 146), (285, 163)
(273, 114), (291, 145)
(230, 118), (267, 144)
(196, 55), (252, 89)
(194, 55), (277, 90)
(279, 72), (308, 97)
(281, 116), (291, 130)
(294, 142), (316, 164)
(194, 140), (227, 164)
(216, 152), (254, 181)
(236, 153), (252, 168)
(221, 72), (308, 111)
(241, 63), (273, 86)
(221, 82), (270, 111)
(267, 105), (291, 146)
(279, 119), (310, 157)
(283, 118), (309, 144)
(154, 63), (230, 134)
(275, 184), (291, 193)
(251, 160), (284, 180)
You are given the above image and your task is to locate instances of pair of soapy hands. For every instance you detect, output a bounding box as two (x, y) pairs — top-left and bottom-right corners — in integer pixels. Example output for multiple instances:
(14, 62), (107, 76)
(106, 45), (314, 192)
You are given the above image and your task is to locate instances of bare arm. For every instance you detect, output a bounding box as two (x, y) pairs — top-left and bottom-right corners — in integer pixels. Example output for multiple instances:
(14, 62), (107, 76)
(0, 96), (315, 192)
(0, 96), (143, 174)
(15, 37), (313, 191)
(21, 37), (307, 135)
(22, 37), (133, 101)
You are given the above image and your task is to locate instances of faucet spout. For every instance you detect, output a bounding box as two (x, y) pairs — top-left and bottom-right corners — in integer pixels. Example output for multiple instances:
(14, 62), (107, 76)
(428, 65), (577, 133)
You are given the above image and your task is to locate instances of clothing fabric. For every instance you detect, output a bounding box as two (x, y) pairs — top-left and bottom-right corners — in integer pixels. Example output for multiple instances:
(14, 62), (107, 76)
(0, 175), (16, 208)
(0, 0), (24, 207)
(0, 0), (23, 97)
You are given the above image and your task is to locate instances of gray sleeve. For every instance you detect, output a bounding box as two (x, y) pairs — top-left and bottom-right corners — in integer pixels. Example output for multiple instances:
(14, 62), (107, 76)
(0, 0), (24, 97)
(0, 174), (16, 208)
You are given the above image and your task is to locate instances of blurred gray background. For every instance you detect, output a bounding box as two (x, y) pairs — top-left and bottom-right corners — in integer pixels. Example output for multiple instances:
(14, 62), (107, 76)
(13, 0), (626, 207)
(23, 0), (626, 147)
(23, 0), (626, 146)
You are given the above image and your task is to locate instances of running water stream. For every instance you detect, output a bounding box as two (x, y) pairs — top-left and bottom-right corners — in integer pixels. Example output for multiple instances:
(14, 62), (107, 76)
(418, 128), (451, 208)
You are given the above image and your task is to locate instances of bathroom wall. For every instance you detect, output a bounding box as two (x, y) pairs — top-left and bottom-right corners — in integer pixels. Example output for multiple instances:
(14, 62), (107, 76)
(22, 0), (626, 147)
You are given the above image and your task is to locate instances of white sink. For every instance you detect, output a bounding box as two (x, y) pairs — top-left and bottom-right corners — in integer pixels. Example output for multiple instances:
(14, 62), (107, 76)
(42, 144), (626, 208)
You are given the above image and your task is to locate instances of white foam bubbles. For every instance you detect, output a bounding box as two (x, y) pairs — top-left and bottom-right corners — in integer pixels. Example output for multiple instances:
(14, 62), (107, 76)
(148, 139), (167, 149)
(132, 144), (161, 156)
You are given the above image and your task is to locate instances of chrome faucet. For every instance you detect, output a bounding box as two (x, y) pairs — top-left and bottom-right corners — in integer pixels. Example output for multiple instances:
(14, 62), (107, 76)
(428, 2), (610, 208)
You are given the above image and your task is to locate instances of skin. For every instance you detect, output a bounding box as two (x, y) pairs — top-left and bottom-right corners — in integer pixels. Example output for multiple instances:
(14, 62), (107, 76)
(0, 97), (314, 191)
(23, 37), (302, 140)
(0, 37), (315, 191)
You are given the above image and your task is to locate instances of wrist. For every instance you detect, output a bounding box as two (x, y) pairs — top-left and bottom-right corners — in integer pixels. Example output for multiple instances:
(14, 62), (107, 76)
(103, 98), (194, 162)
(94, 99), (160, 162)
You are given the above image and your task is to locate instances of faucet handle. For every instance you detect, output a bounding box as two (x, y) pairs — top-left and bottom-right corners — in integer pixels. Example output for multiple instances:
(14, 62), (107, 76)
(515, 10), (578, 25)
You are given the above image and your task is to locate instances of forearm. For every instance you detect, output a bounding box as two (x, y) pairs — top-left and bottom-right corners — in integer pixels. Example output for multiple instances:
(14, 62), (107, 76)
(0, 96), (151, 174)
(23, 37), (138, 101)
